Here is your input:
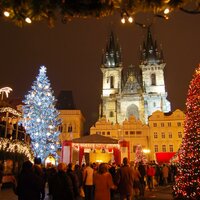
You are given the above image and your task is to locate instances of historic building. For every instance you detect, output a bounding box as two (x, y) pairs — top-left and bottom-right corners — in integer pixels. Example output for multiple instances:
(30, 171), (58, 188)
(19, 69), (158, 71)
(100, 29), (171, 125)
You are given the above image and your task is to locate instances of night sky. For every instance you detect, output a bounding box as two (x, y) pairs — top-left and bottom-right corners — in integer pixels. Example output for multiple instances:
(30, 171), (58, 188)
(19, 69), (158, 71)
(0, 11), (200, 132)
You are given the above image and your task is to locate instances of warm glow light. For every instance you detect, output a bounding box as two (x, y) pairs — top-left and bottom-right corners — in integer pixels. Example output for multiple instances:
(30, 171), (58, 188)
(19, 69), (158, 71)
(25, 17), (32, 23)
(143, 149), (150, 154)
(121, 17), (125, 24)
(128, 16), (133, 23)
(4, 11), (10, 17)
(164, 8), (170, 14)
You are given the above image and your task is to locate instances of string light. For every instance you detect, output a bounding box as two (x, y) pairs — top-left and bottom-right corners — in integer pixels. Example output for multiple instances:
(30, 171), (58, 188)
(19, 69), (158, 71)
(3, 11), (10, 17)
(25, 17), (32, 24)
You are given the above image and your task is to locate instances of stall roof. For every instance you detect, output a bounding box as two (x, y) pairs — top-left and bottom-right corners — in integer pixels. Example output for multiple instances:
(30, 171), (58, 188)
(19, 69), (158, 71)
(72, 134), (119, 144)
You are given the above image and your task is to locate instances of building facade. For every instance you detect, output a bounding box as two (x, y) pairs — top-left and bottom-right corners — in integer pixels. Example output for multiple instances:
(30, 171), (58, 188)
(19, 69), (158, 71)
(100, 29), (171, 125)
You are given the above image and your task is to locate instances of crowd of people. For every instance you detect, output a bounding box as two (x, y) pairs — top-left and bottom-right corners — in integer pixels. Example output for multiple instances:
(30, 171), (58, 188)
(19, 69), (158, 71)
(8, 158), (177, 200)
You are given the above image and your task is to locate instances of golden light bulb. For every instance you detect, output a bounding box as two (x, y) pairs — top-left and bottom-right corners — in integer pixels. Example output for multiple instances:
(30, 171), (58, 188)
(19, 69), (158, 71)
(25, 17), (32, 24)
(128, 16), (133, 23)
(164, 8), (170, 14)
(4, 11), (10, 17)
(121, 17), (125, 24)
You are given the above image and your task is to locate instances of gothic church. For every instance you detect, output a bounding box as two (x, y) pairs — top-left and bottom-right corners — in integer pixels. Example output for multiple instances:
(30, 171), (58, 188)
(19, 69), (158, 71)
(100, 28), (171, 124)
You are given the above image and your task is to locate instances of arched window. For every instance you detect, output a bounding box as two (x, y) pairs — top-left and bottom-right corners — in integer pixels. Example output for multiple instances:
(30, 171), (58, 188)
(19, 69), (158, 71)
(151, 73), (156, 85)
(110, 76), (114, 88)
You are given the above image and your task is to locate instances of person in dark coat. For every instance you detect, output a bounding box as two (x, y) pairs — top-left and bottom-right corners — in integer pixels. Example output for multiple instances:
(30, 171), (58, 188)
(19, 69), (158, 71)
(51, 163), (74, 200)
(16, 160), (43, 200)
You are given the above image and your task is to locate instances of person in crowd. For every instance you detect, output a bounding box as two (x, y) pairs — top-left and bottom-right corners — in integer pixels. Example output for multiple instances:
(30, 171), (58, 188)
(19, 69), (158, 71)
(93, 163), (116, 200)
(16, 160), (43, 200)
(137, 161), (146, 197)
(162, 164), (169, 185)
(146, 164), (155, 191)
(154, 163), (161, 187)
(83, 163), (94, 200)
(74, 164), (84, 197)
(116, 157), (134, 200)
(109, 162), (118, 200)
(132, 163), (141, 200)
(51, 163), (74, 200)
(46, 167), (57, 197)
(67, 163), (80, 199)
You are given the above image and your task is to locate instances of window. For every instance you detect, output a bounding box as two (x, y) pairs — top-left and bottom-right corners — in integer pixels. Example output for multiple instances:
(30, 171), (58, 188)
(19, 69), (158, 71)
(161, 132), (165, 138)
(153, 123), (157, 127)
(107, 131), (110, 135)
(151, 73), (156, 85)
(102, 132), (105, 135)
(177, 122), (181, 127)
(178, 132), (182, 138)
(168, 122), (171, 127)
(168, 132), (172, 138)
(130, 131), (135, 135)
(136, 131), (142, 135)
(161, 123), (164, 127)
(162, 145), (166, 152)
(154, 145), (158, 152)
(169, 145), (173, 152)
(109, 111), (114, 117)
(125, 131), (128, 135)
(68, 124), (72, 133)
(110, 76), (114, 88)
(154, 132), (158, 138)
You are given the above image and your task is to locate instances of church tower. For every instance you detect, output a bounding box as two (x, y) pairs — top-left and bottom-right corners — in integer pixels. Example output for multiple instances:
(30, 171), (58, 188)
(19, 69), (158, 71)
(100, 31), (122, 122)
(140, 28), (171, 123)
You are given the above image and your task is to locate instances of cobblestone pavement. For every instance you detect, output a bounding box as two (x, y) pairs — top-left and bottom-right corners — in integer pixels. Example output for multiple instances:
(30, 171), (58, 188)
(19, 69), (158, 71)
(0, 185), (173, 200)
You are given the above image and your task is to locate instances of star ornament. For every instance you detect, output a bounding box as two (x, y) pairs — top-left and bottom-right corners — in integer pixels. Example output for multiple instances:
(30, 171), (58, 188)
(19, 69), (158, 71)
(40, 65), (47, 74)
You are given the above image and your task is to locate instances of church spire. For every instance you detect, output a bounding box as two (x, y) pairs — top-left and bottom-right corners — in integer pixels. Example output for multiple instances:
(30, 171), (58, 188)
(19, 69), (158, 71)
(102, 31), (122, 68)
(140, 27), (164, 65)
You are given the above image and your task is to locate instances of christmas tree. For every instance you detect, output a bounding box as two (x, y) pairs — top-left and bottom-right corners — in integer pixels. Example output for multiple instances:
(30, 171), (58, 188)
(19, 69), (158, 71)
(134, 144), (147, 164)
(22, 66), (61, 162)
(173, 65), (200, 199)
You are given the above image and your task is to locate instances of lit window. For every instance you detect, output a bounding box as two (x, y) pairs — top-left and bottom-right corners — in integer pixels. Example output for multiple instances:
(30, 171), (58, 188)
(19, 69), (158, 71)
(169, 145), (173, 152)
(169, 132), (172, 138)
(154, 132), (158, 138)
(161, 132), (165, 138)
(154, 145), (158, 152)
(178, 132), (182, 138)
(162, 145), (166, 152)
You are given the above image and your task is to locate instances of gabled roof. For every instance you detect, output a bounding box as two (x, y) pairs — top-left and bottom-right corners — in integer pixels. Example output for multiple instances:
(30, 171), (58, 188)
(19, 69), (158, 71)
(72, 134), (118, 144)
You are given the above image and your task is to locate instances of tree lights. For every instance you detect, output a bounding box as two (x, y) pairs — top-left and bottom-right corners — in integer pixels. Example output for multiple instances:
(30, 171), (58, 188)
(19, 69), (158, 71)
(0, 0), (199, 27)
(22, 66), (61, 163)
(173, 65), (200, 199)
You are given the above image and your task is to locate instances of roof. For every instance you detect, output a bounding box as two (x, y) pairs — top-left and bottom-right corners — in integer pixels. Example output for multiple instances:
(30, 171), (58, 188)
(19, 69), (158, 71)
(72, 134), (119, 144)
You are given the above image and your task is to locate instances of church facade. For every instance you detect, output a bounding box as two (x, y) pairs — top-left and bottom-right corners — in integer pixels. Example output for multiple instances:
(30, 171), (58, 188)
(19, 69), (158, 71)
(100, 29), (171, 124)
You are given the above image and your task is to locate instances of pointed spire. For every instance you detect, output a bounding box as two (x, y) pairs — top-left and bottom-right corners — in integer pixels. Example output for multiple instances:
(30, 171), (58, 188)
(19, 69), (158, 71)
(140, 27), (164, 65)
(102, 31), (122, 68)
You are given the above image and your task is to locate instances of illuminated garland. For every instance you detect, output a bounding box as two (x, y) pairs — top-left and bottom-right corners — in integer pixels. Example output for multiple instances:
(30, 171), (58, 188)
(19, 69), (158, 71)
(0, 0), (198, 27)
(0, 137), (34, 162)
(0, 107), (22, 117)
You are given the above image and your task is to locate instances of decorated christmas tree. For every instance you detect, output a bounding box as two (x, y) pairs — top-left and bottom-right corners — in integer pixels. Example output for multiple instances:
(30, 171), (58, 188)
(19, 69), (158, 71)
(173, 65), (200, 199)
(22, 66), (61, 163)
(134, 144), (147, 164)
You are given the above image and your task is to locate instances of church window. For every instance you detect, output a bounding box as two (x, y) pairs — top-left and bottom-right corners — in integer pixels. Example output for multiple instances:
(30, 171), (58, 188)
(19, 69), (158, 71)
(169, 145), (173, 152)
(162, 145), (166, 152)
(154, 132), (158, 138)
(154, 145), (158, 152)
(161, 132), (165, 138)
(109, 111), (114, 117)
(169, 132), (172, 138)
(151, 73), (156, 85)
(107, 131), (110, 135)
(161, 122), (164, 127)
(178, 132), (182, 138)
(168, 122), (171, 127)
(153, 123), (157, 127)
(110, 76), (114, 88)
